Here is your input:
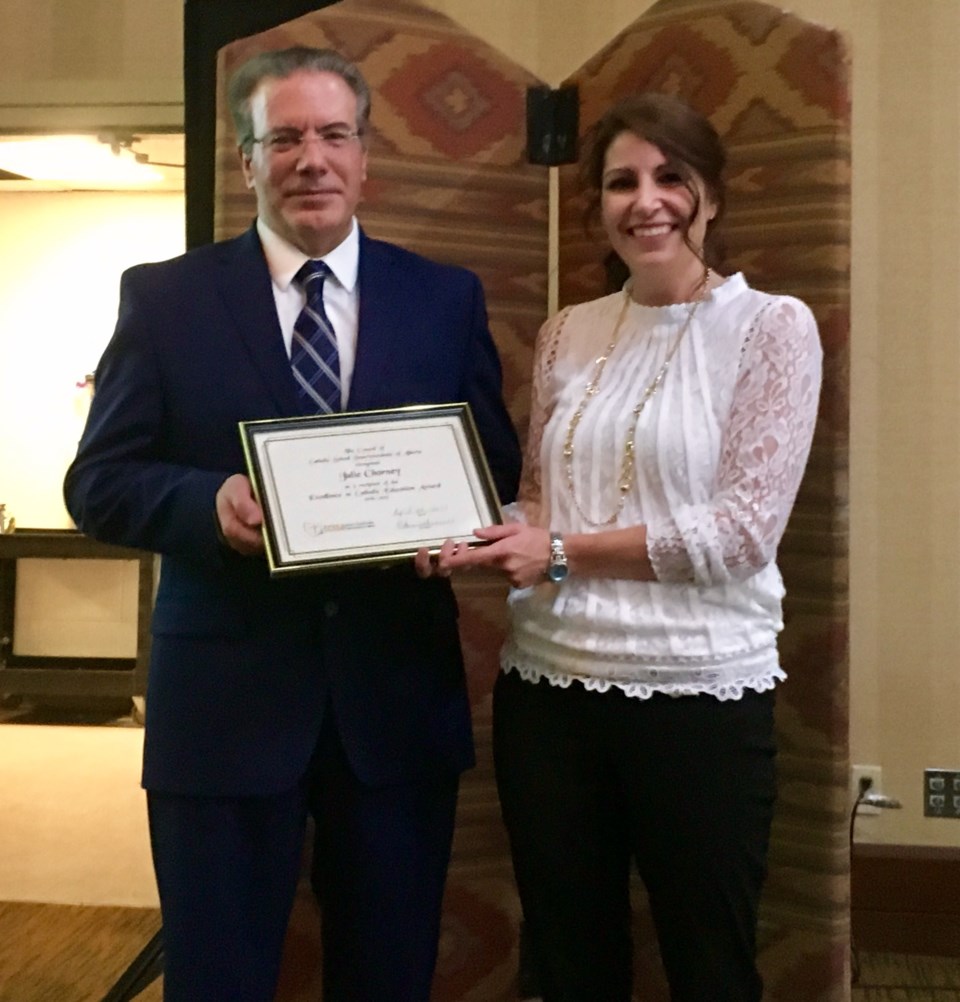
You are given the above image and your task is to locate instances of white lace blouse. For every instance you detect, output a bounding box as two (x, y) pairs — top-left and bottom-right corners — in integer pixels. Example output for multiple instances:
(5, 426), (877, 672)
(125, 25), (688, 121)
(502, 272), (823, 700)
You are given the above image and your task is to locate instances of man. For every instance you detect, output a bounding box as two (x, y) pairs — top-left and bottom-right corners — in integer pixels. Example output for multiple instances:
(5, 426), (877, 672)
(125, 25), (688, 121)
(64, 47), (520, 1002)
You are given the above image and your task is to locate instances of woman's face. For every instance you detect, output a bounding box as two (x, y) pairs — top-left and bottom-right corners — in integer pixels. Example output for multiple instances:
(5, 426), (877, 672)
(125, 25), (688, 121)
(600, 130), (715, 284)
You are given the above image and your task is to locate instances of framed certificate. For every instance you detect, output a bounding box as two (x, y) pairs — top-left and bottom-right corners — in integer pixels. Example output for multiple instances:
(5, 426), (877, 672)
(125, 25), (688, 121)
(239, 403), (502, 575)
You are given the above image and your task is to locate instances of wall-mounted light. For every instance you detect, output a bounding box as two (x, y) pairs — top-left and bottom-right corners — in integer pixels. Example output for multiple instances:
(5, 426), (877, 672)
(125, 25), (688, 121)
(0, 134), (169, 189)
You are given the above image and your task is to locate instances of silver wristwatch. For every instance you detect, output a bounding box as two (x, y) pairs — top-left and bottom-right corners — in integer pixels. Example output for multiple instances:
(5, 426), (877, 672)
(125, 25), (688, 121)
(546, 532), (569, 583)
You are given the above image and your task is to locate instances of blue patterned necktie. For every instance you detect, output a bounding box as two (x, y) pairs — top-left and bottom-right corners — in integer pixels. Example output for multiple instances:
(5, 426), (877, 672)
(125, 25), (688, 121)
(291, 259), (341, 414)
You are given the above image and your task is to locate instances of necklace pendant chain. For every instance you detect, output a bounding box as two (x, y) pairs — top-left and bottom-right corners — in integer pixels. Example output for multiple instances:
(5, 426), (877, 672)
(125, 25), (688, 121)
(564, 267), (710, 528)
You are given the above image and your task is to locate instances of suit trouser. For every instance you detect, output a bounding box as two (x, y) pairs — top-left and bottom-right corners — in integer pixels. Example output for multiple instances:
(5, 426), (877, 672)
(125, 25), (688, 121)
(493, 670), (776, 1002)
(147, 712), (459, 1002)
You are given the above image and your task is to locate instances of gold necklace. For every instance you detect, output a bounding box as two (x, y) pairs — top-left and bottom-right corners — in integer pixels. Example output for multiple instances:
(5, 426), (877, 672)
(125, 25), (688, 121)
(563, 268), (710, 527)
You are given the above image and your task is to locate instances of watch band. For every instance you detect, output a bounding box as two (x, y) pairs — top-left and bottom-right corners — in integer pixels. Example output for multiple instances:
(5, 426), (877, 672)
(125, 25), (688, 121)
(547, 531), (568, 582)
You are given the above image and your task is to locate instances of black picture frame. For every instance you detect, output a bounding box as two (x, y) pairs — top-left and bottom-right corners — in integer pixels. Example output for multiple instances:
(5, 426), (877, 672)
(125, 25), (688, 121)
(239, 403), (502, 575)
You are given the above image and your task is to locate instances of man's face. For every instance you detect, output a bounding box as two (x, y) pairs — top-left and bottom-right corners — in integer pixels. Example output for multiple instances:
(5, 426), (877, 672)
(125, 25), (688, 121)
(240, 70), (368, 257)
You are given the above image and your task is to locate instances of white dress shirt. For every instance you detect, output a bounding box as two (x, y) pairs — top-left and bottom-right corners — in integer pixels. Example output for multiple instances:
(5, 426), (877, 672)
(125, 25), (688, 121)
(256, 217), (361, 407)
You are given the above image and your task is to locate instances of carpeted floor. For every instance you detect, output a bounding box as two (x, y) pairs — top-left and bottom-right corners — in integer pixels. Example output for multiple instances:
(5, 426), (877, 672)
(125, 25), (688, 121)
(0, 708), (156, 910)
(0, 901), (162, 1002)
(851, 950), (960, 999)
(0, 892), (957, 1002)
(1, 897), (959, 1002)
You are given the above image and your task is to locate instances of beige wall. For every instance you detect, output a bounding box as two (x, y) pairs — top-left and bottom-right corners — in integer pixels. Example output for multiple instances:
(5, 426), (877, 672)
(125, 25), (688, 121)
(1, 0), (959, 846)
(0, 191), (185, 528)
(0, 191), (183, 661)
(0, 0), (183, 129)
(850, 0), (960, 846)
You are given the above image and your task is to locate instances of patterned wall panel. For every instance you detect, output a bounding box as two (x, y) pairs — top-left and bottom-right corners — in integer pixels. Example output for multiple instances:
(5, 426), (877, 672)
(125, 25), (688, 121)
(559, 2), (850, 1000)
(215, 4), (547, 998)
(215, 0), (547, 438)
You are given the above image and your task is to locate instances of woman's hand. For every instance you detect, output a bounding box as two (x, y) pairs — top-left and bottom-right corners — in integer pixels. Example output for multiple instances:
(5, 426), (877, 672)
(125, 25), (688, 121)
(429, 523), (552, 588)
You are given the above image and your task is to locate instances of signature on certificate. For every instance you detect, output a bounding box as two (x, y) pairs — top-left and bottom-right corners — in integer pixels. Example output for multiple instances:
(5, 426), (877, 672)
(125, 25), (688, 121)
(393, 504), (455, 532)
(302, 520), (375, 537)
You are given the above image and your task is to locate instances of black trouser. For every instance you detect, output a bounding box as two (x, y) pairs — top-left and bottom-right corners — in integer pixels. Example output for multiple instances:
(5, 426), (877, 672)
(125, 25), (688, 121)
(148, 713), (458, 1002)
(493, 670), (776, 1002)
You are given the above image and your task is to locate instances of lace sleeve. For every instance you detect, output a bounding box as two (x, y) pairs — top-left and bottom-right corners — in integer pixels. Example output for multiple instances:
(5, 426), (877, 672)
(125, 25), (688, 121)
(508, 307), (571, 527)
(647, 297), (823, 585)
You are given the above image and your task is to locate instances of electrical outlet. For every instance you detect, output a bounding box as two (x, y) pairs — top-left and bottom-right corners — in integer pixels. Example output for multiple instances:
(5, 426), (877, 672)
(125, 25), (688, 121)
(851, 764), (883, 816)
(923, 769), (960, 819)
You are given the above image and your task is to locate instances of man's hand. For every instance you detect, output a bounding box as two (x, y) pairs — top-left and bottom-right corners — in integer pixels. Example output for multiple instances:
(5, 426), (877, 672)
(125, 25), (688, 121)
(414, 541), (457, 579)
(215, 474), (265, 555)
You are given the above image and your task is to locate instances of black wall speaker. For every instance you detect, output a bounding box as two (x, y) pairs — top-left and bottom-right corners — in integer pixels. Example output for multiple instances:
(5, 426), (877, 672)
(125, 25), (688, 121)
(526, 85), (580, 166)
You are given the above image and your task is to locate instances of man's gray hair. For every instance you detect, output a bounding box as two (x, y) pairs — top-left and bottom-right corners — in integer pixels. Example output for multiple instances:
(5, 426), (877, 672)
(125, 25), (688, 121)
(228, 46), (371, 152)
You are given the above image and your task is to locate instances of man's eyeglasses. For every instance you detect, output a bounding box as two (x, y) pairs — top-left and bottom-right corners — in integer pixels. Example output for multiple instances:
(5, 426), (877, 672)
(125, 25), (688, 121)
(250, 126), (364, 154)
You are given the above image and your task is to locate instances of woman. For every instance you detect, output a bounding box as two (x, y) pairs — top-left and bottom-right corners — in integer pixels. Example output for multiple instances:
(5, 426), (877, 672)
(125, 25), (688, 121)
(421, 92), (822, 1001)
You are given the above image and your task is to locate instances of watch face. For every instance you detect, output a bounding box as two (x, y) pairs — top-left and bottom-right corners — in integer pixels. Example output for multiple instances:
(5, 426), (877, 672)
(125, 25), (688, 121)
(547, 562), (568, 583)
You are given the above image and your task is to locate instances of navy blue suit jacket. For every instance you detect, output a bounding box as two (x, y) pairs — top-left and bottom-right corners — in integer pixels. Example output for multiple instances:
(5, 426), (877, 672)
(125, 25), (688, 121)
(64, 226), (521, 796)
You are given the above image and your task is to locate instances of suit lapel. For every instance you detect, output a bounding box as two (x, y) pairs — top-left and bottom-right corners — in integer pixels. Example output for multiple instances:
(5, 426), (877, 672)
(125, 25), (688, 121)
(349, 234), (399, 412)
(214, 227), (301, 417)
(214, 228), (417, 416)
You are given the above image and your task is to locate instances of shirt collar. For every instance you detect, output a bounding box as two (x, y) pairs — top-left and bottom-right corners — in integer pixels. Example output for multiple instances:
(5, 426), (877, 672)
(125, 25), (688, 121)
(256, 216), (360, 293)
